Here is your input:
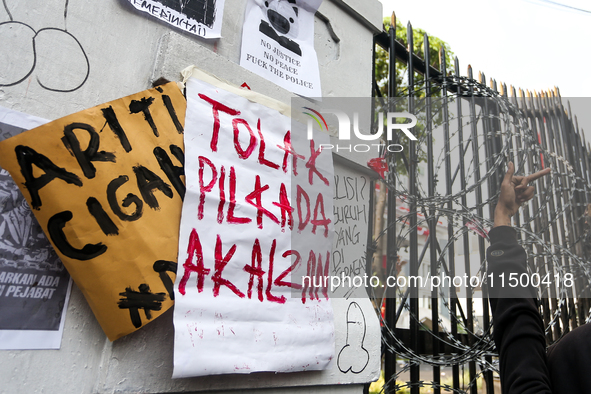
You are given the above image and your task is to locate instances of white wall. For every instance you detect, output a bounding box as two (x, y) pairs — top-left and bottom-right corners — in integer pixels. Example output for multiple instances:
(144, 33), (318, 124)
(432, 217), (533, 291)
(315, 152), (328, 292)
(0, 0), (384, 393)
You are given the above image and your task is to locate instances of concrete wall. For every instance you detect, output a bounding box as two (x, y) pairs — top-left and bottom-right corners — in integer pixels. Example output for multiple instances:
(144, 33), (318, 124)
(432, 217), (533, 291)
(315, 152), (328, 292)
(0, 0), (383, 392)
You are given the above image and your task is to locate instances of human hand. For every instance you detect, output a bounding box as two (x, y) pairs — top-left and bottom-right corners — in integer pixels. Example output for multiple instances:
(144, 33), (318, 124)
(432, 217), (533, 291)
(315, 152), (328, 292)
(494, 162), (551, 227)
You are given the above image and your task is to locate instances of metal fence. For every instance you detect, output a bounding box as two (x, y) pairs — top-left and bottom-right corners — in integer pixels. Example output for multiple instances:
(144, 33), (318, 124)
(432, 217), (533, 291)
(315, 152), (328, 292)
(371, 12), (591, 394)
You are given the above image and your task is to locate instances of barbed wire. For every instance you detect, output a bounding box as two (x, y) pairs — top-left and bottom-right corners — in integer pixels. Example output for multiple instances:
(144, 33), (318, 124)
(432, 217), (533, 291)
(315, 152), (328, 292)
(371, 75), (591, 393)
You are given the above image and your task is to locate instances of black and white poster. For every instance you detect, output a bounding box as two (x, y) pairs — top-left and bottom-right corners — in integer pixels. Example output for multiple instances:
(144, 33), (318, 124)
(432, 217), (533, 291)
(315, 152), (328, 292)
(240, 0), (323, 97)
(0, 106), (71, 350)
(127, 0), (226, 38)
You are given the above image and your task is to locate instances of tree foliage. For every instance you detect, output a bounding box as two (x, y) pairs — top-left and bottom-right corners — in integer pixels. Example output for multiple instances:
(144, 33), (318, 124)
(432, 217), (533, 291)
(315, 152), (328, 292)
(375, 18), (455, 98)
(373, 19), (455, 176)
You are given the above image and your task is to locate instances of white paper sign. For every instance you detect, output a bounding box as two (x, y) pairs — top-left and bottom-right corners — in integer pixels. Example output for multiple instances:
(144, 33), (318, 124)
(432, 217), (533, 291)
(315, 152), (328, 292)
(127, 0), (226, 38)
(173, 76), (335, 377)
(239, 0), (323, 97)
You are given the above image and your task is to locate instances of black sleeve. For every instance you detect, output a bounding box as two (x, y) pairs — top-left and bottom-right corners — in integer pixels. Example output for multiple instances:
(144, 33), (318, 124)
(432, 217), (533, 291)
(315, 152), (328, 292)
(487, 226), (552, 394)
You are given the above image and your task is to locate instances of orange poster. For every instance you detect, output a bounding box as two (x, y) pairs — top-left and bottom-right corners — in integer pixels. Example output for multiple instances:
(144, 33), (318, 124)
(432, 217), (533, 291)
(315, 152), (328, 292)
(0, 83), (186, 340)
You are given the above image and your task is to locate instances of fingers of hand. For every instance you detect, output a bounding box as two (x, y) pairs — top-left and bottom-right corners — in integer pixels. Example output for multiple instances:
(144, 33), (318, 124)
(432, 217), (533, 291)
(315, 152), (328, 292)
(514, 167), (551, 190)
(512, 175), (528, 189)
(503, 161), (515, 183)
(526, 167), (552, 182)
(516, 185), (535, 203)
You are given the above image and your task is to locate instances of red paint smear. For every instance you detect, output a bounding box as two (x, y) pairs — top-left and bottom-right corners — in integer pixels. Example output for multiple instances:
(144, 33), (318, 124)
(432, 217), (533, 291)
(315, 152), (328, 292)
(368, 157), (388, 179)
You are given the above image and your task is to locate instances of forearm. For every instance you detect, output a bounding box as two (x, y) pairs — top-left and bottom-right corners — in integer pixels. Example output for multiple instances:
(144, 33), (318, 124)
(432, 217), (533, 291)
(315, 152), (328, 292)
(487, 227), (552, 394)
(493, 206), (512, 228)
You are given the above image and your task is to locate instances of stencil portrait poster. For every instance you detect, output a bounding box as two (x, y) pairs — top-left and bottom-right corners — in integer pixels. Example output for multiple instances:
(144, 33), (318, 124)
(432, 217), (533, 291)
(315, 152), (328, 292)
(127, 0), (226, 38)
(240, 0), (323, 97)
(0, 106), (72, 350)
